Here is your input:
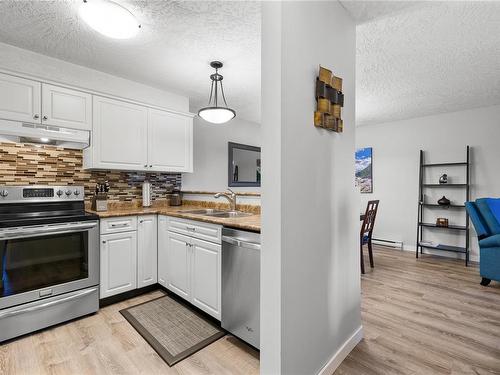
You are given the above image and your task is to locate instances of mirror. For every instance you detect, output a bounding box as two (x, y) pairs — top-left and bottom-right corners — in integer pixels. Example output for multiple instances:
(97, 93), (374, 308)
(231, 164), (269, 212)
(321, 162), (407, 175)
(228, 142), (261, 187)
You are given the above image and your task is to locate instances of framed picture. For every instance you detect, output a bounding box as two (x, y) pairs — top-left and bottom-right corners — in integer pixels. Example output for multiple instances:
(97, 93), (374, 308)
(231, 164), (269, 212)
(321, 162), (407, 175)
(355, 147), (373, 193)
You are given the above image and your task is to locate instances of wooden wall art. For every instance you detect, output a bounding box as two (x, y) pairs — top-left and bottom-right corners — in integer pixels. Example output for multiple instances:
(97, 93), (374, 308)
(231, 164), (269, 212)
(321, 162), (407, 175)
(314, 66), (344, 133)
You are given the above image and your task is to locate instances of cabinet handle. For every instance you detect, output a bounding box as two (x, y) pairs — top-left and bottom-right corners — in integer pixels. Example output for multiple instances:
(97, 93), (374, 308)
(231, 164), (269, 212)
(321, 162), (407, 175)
(149, 165), (152, 168)
(42, 115), (48, 121)
(110, 223), (128, 228)
(33, 114), (40, 120)
(144, 164), (148, 168)
(139, 220), (144, 223)
(102, 240), (106, 244)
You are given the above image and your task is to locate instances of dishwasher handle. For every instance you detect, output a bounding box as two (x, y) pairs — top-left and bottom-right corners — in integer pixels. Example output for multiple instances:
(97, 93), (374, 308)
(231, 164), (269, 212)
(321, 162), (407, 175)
(222, 235), (261, 251)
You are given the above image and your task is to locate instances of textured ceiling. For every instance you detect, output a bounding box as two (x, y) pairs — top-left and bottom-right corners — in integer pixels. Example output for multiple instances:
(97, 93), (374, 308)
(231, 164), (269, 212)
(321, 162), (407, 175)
(353, 1), (500, 126)
(340, 0), (421, 24)
(1, 1), (499, 127)
(0, 0), (261, 123)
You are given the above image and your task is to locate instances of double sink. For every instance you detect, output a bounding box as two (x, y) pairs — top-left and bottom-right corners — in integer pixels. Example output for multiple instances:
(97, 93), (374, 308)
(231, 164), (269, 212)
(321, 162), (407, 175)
(180, 209), (252, 218)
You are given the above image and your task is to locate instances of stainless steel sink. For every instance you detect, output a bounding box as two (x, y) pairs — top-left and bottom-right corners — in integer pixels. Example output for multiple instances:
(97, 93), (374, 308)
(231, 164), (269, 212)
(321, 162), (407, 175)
(207, 211), (252, 218)
(179, 209), (252, 218)
(180, 209), (226, 215)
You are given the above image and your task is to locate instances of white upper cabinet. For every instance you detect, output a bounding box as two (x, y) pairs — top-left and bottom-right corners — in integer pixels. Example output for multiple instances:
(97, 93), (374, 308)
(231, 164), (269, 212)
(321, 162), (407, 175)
(148, 109), (193, 172)
(0, 71), (193, 173)
(85, 96), (193, 173)
(41, 84), (92, 130)
(89, 95), (148, 170)
(0, 73), (41, 123)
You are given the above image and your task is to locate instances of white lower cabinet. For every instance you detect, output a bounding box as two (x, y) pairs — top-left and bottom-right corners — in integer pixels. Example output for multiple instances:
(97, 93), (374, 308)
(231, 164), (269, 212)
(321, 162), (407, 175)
(137, 215), (158, 288)
(101, 214), (221, 320)
(100, 215), (157, 299)
(191, 238), (221, 318)
(157, 216), (169, 287)
(166, 232), (191, 300)
(100, 231), (137, 298)
(158, 215), (222, 320)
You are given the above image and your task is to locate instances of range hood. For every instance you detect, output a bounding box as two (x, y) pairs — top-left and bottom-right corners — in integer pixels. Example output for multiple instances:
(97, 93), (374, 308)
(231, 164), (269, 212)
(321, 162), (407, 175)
(0, 119), (90, 149)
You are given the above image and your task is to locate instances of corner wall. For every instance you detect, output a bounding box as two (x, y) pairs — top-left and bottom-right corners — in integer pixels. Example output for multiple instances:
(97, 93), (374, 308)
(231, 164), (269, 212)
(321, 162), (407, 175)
(357, 104), (500, 261)
(181, 116), (261, 195)
(261, 2), (361, 374)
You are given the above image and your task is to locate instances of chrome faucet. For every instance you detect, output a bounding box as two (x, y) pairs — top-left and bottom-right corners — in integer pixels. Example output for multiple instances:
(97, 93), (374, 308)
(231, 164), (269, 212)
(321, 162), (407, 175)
(214, 188), (237, 211)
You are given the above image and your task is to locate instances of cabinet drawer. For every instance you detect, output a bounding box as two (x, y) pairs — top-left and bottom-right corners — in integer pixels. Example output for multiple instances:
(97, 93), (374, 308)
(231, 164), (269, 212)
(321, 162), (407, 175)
(166, 217), (221, 244)
(100, 216), (137, 234)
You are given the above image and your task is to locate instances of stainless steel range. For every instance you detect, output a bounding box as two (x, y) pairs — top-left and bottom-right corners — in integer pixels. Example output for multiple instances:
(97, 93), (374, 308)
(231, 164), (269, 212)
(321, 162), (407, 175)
(0, 186), (99, 342)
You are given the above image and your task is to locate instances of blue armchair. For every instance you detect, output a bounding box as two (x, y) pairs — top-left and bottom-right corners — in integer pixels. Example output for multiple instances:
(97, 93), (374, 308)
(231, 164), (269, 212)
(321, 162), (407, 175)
(465, 198), (500, 286)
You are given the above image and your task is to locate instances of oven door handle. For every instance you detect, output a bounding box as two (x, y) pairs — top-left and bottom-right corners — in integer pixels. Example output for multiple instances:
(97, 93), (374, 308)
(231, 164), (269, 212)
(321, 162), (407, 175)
(0, 287), (98, 319)
(0, 221), (98, 240)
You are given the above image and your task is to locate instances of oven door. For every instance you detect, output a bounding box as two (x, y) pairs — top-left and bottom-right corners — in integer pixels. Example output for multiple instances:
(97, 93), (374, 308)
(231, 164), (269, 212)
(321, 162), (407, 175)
(0, 221), (99, 310)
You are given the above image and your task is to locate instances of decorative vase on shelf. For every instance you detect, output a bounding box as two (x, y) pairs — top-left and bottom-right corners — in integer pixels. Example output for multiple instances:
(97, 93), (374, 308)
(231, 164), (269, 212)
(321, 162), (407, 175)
(436, 218), (449, 227)
(439, 174), (448, 184)
(438, 196), (451, 206)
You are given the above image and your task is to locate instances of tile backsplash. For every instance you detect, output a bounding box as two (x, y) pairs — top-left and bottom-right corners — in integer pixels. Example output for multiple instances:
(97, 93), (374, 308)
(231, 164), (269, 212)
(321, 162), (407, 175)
(0, 142), (181, 202)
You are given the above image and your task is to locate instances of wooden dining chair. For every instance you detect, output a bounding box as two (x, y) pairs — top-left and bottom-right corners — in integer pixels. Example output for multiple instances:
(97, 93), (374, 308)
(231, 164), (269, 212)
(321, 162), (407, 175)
(360, 200), (380, 274)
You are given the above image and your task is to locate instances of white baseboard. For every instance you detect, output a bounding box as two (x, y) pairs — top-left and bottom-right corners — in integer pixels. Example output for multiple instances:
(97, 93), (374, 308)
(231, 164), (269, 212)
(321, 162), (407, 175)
(401, 245), (479, 263)
(317, 325), (364, 375)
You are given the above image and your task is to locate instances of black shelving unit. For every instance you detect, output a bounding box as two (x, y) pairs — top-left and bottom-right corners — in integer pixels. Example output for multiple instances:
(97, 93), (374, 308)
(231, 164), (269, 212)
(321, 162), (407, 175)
(416, 146), (471, 266)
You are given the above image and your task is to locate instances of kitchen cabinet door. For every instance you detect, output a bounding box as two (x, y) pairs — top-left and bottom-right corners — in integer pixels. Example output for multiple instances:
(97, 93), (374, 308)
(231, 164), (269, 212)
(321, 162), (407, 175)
(91, 96), (148, 170)
(42, 84), (92, 130)
(191, 237), (221, 319)
(0, 73), (41, 123)
(157, 215), (169, 288)
(100, 231), (137, 299)
(166, 232), (191, 300)
(148, 109), (193, 172)
(137, 215), (158, 288)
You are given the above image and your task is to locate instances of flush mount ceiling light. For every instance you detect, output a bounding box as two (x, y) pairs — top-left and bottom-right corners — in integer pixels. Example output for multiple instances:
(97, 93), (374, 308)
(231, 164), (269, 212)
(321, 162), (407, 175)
(198, 61), (236, 124)
(79, 0), (140, 39)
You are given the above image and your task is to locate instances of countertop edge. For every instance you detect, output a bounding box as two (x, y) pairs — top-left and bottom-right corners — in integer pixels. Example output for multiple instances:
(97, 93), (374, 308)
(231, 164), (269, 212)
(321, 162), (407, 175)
(86, 207), (261, 233)
(181, 190), (261, 197)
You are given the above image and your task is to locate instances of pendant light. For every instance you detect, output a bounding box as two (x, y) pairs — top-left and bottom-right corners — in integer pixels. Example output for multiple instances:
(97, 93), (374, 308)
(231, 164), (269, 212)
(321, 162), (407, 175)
(79, 0), (141, 39)
(198, 61), (236, 124)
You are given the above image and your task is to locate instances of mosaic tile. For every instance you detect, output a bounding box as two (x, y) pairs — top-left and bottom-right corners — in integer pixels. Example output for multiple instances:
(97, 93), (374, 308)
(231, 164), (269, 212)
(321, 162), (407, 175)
(0, 142), (182, 202)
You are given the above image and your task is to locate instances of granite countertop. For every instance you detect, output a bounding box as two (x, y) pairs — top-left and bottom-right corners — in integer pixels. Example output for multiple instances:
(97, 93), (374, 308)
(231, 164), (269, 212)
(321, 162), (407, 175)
(86, 204), (261, 233)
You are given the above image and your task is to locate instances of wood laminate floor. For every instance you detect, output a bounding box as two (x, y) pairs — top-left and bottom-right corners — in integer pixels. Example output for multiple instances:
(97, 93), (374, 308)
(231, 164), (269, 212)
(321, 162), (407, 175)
(0, 290), (259, 375)
(1, 247), (499, 375)
(336, 246), (500, 375)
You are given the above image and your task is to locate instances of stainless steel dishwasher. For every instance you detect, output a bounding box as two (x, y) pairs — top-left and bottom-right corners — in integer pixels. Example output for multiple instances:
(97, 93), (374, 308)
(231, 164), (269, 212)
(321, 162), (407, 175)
(221, 227), (260, 349)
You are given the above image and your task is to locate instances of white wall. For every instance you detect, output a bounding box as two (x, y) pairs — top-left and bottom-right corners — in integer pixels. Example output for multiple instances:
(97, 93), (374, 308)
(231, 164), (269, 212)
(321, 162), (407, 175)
(0, 42), (188, 112)
(357, 104), (500, 261)
(182, 116), (261, 194)
(261, 2), (361, 374)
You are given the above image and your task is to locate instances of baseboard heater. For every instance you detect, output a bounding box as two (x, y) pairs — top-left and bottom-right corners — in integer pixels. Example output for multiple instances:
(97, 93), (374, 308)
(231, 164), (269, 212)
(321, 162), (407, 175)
(372, 238), (403, 250)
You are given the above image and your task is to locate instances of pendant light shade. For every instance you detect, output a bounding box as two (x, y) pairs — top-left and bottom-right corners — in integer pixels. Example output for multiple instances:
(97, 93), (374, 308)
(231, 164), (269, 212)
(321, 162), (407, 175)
(198, 61), (236, 124)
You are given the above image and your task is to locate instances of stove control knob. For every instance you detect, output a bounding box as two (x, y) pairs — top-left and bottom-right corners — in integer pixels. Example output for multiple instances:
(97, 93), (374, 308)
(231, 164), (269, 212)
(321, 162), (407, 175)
(74, 190), (80, 196)
(0, 190), (8, 197)
(65, 190), (72, 196)
(56, 190), (63, 197)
